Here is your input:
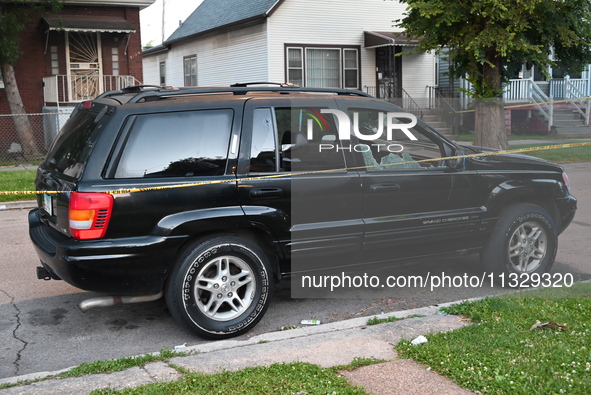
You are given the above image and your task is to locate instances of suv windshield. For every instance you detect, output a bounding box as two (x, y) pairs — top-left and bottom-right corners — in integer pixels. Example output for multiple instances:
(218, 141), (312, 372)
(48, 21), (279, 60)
(45, 109), (102, 179)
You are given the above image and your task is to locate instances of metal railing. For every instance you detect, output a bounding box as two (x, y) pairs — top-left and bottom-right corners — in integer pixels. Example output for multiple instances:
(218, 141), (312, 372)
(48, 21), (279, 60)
(427, 86), (459, 134)
(43, 75), (142, 105)
(364, 85), (424, 118)
(400, 89), (423, 118)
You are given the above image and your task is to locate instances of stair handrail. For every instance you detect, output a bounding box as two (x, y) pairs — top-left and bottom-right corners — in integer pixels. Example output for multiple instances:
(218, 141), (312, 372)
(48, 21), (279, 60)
(565, 79), (590, 125)
(530, 81), (553, 131)
(401, 88), (424, 119)
(427, 86), (458, 134)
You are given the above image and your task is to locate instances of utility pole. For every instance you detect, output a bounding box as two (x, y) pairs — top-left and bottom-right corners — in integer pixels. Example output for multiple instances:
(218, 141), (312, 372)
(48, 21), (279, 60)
(161, 0), (166, 43)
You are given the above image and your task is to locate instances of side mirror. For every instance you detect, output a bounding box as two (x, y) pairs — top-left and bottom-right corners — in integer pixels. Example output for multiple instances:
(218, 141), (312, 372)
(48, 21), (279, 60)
(447, 150), (466, 171)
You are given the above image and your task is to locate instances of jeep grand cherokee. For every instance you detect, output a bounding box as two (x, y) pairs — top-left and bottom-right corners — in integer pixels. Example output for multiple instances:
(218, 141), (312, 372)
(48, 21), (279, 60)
(29, 84), (577, 339)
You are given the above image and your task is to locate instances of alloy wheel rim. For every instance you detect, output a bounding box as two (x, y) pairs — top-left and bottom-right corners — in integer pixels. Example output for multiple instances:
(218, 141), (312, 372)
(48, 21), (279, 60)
(193, 256), (255, 321)
(508, 221), (547, 273)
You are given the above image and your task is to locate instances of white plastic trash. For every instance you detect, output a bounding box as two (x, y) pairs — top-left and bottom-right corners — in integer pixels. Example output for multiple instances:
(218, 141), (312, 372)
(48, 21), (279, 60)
(411, 335), (428, 345)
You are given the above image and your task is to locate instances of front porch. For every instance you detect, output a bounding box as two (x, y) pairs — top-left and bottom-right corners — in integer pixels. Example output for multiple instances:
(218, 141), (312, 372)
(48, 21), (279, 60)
(43, 74), (141, 107)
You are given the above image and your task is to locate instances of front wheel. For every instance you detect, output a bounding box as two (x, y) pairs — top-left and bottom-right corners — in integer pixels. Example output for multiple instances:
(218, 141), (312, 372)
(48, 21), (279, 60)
(482, 203), (558, 279)
(165, 236), (272, 339)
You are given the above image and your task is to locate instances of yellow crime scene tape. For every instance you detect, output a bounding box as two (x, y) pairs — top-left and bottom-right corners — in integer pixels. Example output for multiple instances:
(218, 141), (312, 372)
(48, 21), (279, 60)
(454, 96), (591, 114)
(1, 141), (590, 197)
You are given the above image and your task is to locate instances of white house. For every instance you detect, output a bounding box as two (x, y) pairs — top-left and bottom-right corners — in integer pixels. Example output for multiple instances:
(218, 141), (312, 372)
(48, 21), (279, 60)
(142, 0), (437, 108)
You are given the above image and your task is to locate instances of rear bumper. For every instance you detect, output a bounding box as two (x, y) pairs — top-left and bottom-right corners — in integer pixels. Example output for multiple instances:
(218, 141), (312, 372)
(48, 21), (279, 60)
(28, 209), (187, 295)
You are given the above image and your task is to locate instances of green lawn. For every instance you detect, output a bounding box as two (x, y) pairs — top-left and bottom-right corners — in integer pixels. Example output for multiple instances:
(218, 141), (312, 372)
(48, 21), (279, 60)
(396, 282), (591, 394)
(0, 169), (37, 202)
(509, 143), (591, 163)
(456, 133), (591, 142)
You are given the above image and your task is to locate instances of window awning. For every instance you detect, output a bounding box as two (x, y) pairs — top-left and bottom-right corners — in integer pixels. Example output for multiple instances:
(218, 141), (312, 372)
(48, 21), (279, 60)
(364, 31), (420, 49)
(44, 15), (136, 33)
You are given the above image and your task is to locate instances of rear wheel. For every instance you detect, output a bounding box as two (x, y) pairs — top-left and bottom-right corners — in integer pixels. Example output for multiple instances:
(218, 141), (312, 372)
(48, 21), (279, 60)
(482, 203), (558, 279)
(165, 236), (272, 339)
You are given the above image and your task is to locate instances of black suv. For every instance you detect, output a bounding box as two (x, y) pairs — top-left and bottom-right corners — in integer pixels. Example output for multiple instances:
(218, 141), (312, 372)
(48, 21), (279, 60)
(29, 84), (577, 339)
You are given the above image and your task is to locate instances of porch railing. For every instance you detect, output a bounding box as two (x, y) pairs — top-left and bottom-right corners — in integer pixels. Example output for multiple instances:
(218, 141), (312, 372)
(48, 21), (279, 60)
(43, 75), (142, 105)
(549, 78), (590, 99)
(503, 79), (532, 101)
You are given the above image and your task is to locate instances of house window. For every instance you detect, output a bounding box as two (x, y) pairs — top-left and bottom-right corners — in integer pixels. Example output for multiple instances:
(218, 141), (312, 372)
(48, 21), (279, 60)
(159, 61), (166, 86)
(343, 49), (359, 89)
(285, 46), (360, 89)
(184, 55), (197, 87)
(307, 48), (340, 88)
(287, 48), (303, 86)
(112, 48), (119, 76)
(51, 46), (59, 75)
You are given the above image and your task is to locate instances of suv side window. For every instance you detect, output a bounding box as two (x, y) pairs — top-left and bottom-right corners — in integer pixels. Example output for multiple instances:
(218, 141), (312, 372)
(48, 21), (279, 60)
(351, 109), (447, 171)
(249, 107), (345, 173)
(114, 110), (233, 178)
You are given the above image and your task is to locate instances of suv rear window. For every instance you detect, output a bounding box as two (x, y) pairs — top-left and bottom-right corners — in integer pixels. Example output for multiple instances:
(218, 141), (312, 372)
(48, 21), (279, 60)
(44, 109), (100, 179)
(114, 109), (233, 178)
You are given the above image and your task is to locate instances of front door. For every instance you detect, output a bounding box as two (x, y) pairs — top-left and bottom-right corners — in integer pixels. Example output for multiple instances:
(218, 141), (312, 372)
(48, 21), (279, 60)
(236, 97), (364, 276)
(335, 98), (483, 262)
(66, 32), (103, 101)
(376, 46), (402, 99)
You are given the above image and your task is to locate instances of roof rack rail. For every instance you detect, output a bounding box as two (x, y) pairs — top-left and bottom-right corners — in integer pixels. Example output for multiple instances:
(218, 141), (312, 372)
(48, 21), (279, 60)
(126, 84), (372, 103)
(95, 85), (177, 100)
(230, 82), (297, 88)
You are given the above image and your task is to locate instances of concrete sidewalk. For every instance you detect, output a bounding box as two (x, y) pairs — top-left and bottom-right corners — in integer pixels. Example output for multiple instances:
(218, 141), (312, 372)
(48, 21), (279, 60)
(0, 302), (476, 395)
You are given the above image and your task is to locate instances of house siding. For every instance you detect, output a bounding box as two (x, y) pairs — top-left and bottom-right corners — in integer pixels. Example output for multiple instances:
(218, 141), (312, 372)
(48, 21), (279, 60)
(143, 23), (268, 86)
(401, 51), (435, 107)
(266, 0), (435, 97)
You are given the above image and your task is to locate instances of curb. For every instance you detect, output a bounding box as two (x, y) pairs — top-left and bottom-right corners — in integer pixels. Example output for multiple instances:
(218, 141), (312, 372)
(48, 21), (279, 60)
(0, 201), (36, 211)
(0, 296), (482, 387)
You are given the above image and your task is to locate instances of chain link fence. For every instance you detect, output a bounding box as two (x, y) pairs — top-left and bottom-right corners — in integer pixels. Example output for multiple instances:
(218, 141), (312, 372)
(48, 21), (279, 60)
(0, 110), (74, 165)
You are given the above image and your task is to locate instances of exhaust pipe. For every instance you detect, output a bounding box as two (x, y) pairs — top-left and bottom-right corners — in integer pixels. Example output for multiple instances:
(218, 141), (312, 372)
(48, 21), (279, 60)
(79, 291), (163, 312)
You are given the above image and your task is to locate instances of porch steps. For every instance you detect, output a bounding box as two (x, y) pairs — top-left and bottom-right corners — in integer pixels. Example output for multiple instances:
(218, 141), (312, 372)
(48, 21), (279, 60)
(421, 110), (454, 138)
(552, 108), (591, 135)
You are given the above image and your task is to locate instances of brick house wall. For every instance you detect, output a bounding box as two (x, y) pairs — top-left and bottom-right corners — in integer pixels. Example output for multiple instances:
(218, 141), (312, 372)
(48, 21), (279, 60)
(0, 5), (144, 115)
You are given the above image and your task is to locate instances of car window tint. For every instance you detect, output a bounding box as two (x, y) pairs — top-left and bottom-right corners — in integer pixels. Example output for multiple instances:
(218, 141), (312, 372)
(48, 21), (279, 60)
(45, 110), (100, 179)
(349, 109), (447, 171)
(115, 109), (233, 178)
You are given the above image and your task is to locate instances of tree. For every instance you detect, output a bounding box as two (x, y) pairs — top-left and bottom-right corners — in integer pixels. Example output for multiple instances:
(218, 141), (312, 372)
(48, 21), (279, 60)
(0, 1), (62, 159)
(397, 0), (591, 149)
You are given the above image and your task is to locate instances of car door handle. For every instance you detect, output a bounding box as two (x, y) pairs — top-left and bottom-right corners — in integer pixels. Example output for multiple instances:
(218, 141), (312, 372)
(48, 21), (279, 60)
(369, 183), (401, 192)
(249, 187), (284, 198)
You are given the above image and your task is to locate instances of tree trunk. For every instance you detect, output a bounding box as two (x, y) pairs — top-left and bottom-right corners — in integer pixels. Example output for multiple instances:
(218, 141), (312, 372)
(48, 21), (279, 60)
(473, 52), (508, 150)
(473, 101), (507, 149)
(1, 62), (41, 160)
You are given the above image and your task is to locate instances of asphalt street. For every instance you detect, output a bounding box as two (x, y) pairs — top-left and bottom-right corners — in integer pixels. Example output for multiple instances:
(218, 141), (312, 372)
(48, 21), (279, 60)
(0, 162), (589, 379)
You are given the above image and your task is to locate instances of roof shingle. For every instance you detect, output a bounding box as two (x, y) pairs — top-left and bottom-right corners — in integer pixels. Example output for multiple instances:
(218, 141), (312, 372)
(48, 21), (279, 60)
(166, 0), (280, 43)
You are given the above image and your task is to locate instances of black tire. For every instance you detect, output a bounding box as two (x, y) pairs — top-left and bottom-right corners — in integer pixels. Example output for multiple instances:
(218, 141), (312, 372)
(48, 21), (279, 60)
(165, 235), (272, 339)
(482, 203), (558, 278)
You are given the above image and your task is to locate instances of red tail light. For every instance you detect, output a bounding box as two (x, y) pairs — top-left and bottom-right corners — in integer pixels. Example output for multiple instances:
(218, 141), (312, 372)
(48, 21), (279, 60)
(69, 192), (114, 240)
(562, 172), (571, 194)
